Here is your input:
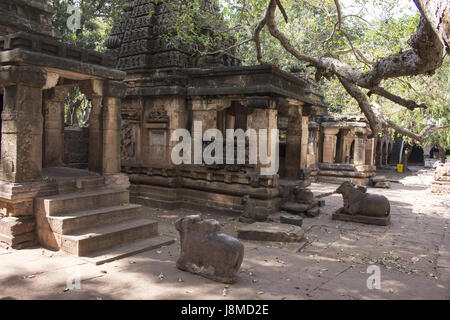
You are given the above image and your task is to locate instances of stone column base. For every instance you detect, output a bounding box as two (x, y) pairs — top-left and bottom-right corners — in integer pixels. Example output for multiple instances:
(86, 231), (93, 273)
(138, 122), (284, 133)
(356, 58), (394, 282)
(104, 173), (131, 190)
(0, 180), (44, 249)
(0, 216), (36, 248)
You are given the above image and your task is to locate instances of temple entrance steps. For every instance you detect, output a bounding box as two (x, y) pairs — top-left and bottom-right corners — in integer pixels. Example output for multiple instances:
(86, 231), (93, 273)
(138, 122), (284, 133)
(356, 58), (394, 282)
(35, 188), (175, 265)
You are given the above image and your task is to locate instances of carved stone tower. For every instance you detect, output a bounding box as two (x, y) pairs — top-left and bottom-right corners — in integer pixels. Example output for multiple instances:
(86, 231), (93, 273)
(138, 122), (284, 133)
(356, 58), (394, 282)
(105, 0), (238, 73)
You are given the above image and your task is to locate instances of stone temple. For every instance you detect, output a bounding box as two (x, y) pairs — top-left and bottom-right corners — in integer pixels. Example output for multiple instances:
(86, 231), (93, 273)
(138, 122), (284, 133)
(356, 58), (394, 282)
(0, 0), (387, 260)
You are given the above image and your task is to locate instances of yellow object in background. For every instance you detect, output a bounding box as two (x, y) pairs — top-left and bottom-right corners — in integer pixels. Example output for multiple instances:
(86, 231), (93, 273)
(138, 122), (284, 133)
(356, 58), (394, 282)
(397, 164), (404, 173)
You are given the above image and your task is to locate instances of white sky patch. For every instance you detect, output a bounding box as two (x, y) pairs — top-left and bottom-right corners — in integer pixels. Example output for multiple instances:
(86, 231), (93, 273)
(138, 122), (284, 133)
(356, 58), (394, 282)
(338, 0), (419, 23)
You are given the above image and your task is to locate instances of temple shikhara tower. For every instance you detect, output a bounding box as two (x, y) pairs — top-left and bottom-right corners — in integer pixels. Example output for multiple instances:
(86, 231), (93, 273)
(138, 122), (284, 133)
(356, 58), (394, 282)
(0, 0), (380, 257)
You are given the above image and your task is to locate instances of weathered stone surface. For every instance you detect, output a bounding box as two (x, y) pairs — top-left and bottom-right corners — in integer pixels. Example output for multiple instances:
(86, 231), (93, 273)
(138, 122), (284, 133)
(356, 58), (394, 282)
(175, 215), (244, 284)
(305, 207), (321, 218)
(431, 181), (450, 194)
(374, 181), (391, 189)
(280, 214), (304, 227)
(237, 222), (305, 242)
(332, 212), (391, 226)
(335, 182), (391, 223)
(0, 217), (35, 236)
(293, 187), (315, 204)
(281, 202), (312, 214)
(239, 195), (270, 223)
(432, 163), (450, 194)
(371, 176), (387, 183)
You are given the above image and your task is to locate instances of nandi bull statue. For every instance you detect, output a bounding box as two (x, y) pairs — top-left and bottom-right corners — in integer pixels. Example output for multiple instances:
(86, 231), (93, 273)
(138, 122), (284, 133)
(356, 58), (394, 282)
(175, 215), (244, 284)
(333, 182), (391, 226)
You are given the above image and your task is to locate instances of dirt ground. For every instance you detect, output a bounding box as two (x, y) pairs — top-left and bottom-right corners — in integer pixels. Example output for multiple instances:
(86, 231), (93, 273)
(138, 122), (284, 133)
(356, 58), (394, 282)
(0, 169), (449, 300)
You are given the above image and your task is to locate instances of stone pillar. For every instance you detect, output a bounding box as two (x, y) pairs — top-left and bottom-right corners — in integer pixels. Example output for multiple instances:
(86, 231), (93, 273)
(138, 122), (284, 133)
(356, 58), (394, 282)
(191, 98), (231, 165)
(80, 79), (104, 173)
(43, 87), (68, 167)
(0, 66), (47, 249)
(365, 138), (376, 165)
(322, 127), (340, 164)
(307, 122), (319, 167)
(102, 81), (126, 175)
(89, 95), (103, 173)
(284, 106), (303, 178)
(81, 79), (126, 175)
(247, 106), (278, 175)
(300, 116), (309, 169)
(0, 66), (46, 183)
(354, 131), (366, 165)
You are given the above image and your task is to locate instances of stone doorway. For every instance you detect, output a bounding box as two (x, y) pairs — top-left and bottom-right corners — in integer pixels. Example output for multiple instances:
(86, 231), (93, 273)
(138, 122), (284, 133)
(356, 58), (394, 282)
(43, 86), (91, 170)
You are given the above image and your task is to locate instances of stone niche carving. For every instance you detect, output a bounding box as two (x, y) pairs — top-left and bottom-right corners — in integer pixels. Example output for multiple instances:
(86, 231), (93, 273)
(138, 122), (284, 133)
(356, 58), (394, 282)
(175, 215), (244, 284)
(148, 129), (167, 162)
(121, 121), (138, 161)
(145, 103), (170, 163)
(147, 105), (169, 123)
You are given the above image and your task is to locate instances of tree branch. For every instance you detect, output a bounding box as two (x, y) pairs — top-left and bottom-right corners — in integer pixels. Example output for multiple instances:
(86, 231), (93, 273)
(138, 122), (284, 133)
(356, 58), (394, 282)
(368, 86), (427, 110)
(334, 0), (342, 30)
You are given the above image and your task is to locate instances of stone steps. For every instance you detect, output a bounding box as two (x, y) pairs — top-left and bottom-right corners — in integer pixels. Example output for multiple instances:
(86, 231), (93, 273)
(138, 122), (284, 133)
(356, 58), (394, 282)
(60, 218), (159, 256)
(54, 176), (107, 194)
(38, 189), (130, 216)
(47, 204), (144, 234)
(35, 186), (174, 262)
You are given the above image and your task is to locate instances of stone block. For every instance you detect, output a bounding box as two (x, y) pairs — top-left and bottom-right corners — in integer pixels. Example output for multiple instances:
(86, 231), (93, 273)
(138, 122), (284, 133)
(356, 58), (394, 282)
(305, 207), (320, 218)
(374, 181), (391, 189)
(237, 222), (305, 242)
(0, 217), (35, 236)
(281, 202), (312, 214)
(332, 212), (390, 226)
(280, 214), (304, 227)
(371, 176), (387, 183)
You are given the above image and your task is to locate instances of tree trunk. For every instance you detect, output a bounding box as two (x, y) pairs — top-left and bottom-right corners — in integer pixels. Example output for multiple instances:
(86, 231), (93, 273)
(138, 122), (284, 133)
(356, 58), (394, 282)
(414, 0), (450, 53)
(402, 147), (413, 172)
(438, 145), (446, 163)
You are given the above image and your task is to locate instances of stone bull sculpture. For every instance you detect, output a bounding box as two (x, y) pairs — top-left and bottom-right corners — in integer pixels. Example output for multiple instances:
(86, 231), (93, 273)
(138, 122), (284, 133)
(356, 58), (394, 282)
(335, 182), (390, 223)
(175, 215), (244, 284)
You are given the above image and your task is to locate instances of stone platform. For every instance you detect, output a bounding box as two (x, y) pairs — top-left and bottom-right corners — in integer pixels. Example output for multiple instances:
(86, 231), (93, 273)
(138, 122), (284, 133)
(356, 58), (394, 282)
(237, 222), (305, 242)
(332, 212), (391, 226)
